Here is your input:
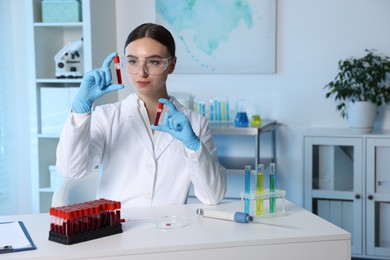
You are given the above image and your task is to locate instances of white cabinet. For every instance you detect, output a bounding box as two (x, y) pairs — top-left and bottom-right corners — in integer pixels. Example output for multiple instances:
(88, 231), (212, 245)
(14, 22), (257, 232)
(366, 138), (390, 258)
(304, 128), (390, 260)
(29, 0), (118, 213)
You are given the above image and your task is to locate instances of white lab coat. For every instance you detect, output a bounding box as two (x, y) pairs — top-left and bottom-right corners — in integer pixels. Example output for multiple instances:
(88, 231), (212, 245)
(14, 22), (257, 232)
(56, 94), (226, 208)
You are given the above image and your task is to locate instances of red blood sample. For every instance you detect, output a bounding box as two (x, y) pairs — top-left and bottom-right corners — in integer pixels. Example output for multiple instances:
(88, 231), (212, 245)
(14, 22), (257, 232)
(113, 55), (122, 84)
(153, 102), (164, 126)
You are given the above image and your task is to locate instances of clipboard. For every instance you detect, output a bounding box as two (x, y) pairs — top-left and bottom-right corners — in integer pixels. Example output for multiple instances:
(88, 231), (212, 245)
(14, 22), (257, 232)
(0, 221), (36, 254)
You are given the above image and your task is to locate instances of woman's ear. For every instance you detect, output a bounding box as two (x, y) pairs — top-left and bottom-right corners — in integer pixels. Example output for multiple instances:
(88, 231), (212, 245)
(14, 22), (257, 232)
(168, 56), (177, 74)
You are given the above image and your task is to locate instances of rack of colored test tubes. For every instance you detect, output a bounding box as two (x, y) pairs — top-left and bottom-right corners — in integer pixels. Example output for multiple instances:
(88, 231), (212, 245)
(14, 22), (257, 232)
(240, 189), (286, 218)
(241, 163), (286, 218)
(48, 198), (123, 245)
(194, 98), (234, 122)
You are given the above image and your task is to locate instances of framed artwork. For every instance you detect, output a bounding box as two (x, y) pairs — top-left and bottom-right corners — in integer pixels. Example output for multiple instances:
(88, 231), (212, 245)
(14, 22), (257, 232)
(156, 0), (276, 74)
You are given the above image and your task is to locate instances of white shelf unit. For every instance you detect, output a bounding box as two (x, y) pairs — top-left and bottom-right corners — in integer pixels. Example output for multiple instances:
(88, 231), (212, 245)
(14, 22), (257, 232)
(29, 0), (118, 213)
(304, 128), (390, 260)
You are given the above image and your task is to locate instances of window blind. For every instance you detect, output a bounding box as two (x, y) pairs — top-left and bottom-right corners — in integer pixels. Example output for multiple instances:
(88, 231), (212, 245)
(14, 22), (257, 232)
(0, 0), (10, 214)
(0, 0), (20, 215)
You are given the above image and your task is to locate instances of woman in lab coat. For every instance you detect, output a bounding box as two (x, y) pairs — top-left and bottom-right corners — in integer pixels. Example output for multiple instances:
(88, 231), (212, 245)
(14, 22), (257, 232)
(56, 23), (227, 208)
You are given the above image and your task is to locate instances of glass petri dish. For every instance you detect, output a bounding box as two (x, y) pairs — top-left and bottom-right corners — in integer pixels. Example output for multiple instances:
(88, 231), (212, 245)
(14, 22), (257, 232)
(155, 215), (187, 229)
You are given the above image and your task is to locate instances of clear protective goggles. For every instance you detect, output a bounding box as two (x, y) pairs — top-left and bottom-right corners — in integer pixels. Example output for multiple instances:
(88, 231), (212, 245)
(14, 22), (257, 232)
(122, 56), (173, 75)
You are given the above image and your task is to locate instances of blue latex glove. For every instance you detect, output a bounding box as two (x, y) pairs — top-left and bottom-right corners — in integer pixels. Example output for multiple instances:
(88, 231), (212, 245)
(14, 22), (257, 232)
(72, 52), (124, 113)
(151, 98), (201, 151)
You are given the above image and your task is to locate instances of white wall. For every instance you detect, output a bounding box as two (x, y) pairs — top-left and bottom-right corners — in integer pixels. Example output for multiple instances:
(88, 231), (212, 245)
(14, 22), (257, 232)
(115, 0), (390, 206)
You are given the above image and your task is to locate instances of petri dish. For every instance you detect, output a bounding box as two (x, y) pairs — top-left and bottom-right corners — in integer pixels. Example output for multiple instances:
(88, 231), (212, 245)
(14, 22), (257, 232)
(155, 215), (187, 229)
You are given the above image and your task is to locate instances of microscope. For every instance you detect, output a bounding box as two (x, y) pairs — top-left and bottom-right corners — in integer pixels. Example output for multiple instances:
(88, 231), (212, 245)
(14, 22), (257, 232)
(54, 38), (83, 78)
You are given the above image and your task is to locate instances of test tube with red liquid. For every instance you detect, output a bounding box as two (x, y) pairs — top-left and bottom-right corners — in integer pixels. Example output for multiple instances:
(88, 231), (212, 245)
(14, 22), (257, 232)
(154, 102), (164, 126)
(113, 55), (122, 84)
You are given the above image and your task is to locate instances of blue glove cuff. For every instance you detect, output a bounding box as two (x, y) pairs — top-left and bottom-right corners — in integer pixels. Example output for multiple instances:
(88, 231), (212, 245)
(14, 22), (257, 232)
(184, 137), (201, 151)
(72, 99), (92, 114)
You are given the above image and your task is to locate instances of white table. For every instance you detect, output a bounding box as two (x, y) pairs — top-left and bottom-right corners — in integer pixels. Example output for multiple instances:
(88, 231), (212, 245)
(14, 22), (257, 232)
(0, 201), (351, 260)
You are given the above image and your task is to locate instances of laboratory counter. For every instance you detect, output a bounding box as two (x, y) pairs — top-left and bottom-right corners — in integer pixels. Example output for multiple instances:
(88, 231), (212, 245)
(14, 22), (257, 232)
(0, 201), (351, 260)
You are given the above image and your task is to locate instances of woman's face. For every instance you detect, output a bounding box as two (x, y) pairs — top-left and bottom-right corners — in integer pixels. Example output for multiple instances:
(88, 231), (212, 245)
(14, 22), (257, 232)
(124, 37), (176, 97)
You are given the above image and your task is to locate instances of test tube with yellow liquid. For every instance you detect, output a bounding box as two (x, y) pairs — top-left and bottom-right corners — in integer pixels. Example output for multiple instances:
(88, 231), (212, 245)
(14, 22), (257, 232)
(256, 164), (264, 216)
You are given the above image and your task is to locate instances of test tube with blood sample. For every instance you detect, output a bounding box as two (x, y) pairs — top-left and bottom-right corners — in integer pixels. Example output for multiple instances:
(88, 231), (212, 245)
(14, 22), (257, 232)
(154, 102), (164, 126)
(115, 201), (121, 225)
(65, 211), (73, 236)
(50, 208), (56, 232)
(113, 55), (122, 84)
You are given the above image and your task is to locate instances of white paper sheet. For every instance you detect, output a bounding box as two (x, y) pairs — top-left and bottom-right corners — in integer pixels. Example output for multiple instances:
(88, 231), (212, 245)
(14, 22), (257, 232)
(0, 221), (32, 249)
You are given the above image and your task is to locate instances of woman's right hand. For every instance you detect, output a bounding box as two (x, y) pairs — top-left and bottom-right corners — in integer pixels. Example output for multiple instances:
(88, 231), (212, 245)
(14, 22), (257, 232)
(72, 52), (124, 113)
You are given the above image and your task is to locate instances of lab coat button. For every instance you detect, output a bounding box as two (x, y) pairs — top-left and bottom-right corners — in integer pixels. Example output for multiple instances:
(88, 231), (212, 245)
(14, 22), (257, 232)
(147, 163), (155, 173)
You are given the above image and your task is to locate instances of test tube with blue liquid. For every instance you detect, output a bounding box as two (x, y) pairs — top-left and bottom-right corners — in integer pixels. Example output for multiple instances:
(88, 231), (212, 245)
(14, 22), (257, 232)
(209, 99), (215, 121)
(269, 162), (276, 214)
(244, 165), (251, 214)
(225, 100), (230, 121)
(198, 100), (206, 117)
(217, 100), (222, 121)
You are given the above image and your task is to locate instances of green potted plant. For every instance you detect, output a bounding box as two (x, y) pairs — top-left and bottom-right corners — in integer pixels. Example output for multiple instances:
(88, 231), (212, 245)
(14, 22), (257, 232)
(324, 49), (390, 131)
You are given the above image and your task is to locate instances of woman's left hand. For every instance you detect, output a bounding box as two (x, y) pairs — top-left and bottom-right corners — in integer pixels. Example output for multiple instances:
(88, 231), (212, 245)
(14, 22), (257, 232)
(151, 98), (200, 151)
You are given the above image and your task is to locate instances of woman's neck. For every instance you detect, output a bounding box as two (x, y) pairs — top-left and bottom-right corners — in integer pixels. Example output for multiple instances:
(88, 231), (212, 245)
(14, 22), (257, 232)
(137, 92), (169, 124)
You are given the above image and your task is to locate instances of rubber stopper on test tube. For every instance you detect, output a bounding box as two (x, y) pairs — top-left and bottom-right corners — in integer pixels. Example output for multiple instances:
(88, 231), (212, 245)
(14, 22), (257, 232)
(113, 55), (122, 84)
(113, 55), (120, 64)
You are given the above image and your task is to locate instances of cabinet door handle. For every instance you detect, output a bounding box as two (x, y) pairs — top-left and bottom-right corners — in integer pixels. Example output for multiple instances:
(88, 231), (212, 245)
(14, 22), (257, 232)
(355, 194), (361, 199)
(367, 195), (374, 200)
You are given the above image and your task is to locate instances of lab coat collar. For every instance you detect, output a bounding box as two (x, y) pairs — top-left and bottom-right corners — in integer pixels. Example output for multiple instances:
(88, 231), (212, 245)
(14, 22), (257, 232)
(121, 94), (175, 160)
(154, 96), (182, 159)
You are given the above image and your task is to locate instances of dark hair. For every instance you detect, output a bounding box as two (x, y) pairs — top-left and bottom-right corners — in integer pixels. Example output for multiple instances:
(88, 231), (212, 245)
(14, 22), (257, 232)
(124, 23), (176, 57)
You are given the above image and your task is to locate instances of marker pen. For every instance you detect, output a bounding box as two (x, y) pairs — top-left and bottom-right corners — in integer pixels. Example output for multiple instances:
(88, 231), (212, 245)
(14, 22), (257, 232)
(153, 102), (164, 126)
(113, 55), (122, 84)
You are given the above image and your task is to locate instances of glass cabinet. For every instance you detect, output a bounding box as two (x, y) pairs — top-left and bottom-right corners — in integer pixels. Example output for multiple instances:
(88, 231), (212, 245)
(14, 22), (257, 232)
(366, 138), (390, 258)
(304, 134), (363, 255)
(304, 128), (390, 260)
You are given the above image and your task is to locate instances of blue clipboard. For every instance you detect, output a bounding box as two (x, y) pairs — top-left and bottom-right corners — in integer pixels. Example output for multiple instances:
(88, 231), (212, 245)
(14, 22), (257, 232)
(0, 221), (36, 254)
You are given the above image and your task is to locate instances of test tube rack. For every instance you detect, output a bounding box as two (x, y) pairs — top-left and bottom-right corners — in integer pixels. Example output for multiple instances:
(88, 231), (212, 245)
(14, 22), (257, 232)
(48, 198), (123, 245)
(240, 189), (286, 218)
(194, 98), (234, 123)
